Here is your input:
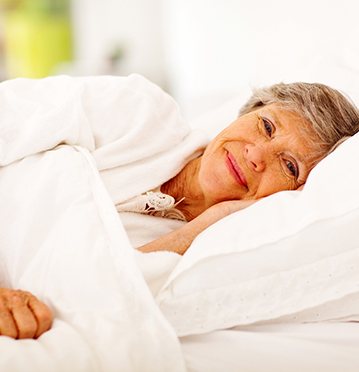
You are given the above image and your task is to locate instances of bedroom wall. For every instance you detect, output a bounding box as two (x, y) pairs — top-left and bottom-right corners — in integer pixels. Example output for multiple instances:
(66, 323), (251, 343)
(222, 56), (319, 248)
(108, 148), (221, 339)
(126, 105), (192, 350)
(2, 0), (358, 119)
(70, 0), (167, 87)
(162, 0), (359, 118)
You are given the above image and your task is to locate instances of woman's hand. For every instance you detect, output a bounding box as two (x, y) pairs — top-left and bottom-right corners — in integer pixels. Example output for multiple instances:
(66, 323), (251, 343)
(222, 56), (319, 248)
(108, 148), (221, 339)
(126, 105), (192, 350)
(138, 199), (257, 255)
(201, 199), (257, 222)
(0, 288), (53, 339)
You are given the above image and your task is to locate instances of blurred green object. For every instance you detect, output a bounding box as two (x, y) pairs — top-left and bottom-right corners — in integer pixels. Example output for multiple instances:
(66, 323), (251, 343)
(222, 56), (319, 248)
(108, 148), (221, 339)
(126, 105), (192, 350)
(2, 0), (73, 78)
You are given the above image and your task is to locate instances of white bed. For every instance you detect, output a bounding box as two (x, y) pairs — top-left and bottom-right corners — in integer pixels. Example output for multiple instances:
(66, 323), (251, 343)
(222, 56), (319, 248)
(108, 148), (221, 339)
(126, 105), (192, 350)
(181, 322), (359, 372)
(176, 93), (359, 372)
(0, 74), (358, 371)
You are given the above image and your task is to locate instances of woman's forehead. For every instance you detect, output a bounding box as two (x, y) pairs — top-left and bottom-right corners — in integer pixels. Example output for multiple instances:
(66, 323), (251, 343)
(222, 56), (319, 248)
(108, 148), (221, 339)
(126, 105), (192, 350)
(258, 104), (308, 127)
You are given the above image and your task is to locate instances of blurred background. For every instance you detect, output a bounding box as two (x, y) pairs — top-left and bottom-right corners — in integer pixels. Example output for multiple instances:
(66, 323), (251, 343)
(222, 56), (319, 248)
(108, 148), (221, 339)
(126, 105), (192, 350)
(0, 0), (358, 119)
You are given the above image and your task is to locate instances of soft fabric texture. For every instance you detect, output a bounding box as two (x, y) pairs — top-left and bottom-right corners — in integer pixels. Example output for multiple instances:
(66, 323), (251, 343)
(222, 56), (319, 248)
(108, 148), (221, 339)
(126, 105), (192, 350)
(0, 74), (206, 370)
(0, 73), (207, 203)
(0, 145), (185, 371)
(181, 322), (359, 372)
(1, 72), (359, 363)
(156, 132), (359, 336)
(117, 190), (187, 221)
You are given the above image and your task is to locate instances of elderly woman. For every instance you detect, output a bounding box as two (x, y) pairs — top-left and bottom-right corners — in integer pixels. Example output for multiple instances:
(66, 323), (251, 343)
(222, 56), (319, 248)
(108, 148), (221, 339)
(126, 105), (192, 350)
(1, 78), (359, 340)
(135, 82), (359, 254)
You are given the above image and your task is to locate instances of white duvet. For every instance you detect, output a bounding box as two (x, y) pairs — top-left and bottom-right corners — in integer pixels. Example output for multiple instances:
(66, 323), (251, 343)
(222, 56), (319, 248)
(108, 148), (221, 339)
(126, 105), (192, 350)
(0, 74), (206, 371)
(3, 73), (357, 371)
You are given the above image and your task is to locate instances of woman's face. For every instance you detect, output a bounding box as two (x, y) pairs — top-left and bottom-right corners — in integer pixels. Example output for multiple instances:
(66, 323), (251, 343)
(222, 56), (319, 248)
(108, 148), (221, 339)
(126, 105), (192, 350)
(198, 104), (316, 205)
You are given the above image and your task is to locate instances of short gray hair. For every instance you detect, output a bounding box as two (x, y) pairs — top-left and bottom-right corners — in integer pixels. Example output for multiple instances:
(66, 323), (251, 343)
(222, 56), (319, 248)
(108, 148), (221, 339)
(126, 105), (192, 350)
(239, 82), (359, 167)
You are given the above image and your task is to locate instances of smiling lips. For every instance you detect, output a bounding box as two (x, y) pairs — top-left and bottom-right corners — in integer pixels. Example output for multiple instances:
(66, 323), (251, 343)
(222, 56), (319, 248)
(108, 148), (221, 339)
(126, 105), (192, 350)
(226, 151), (248, 188)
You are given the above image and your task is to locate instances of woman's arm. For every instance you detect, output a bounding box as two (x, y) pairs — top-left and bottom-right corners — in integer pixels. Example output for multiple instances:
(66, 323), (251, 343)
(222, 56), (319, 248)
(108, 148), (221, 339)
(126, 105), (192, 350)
(0, 288), (53, 339)
(138, 200), (256, 255)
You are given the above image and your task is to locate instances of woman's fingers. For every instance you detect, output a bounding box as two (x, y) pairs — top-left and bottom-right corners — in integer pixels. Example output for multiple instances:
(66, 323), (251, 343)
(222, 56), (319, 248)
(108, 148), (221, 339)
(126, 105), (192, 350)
(28, 294), (53, 338)
(225, 199), (257, 213)
(213, 199), (257, 216)
(0, 301), (18, 339)
(0, 288), (53, 339)
(10, 293), (38, 339)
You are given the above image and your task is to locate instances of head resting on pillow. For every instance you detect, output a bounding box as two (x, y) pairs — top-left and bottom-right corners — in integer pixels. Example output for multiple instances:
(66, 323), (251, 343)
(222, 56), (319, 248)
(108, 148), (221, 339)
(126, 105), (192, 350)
(239, 82), (359, 167)
(161, 82), (359, 221)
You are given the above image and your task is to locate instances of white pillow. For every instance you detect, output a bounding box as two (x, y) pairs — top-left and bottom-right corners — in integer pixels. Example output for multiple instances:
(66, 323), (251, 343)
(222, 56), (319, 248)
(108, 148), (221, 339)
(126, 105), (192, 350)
(189, 93), (250, 138)
(156, 132), (359, 337)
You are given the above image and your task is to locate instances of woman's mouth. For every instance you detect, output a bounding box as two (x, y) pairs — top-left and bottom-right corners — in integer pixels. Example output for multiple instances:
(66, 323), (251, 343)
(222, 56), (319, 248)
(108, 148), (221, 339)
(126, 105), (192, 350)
(226, 151), (248, 188)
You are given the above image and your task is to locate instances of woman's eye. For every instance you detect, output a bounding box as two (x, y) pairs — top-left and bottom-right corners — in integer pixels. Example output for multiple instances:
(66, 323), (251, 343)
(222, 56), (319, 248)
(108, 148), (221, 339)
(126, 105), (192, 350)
(285, 159), (299, 178)
(262, 118), (274, 137)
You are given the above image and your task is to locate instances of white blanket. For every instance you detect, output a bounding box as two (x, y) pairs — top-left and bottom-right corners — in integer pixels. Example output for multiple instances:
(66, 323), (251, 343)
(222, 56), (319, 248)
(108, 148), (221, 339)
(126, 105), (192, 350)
(0, 75), (207, 371)
(0, 74), (206, 202)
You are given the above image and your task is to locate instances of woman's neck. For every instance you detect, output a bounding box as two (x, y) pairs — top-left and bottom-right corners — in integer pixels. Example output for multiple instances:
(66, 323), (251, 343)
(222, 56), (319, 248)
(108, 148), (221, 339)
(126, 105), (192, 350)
(160, 157), (206, 221)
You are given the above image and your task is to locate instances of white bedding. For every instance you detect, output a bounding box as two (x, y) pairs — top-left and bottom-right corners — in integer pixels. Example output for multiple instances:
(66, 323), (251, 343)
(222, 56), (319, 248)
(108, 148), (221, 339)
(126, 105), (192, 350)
(1, 73), (358, 371)
(181, 322), (359, 372)
(0, 74), (202, 371)
(0, 145), (185, 371)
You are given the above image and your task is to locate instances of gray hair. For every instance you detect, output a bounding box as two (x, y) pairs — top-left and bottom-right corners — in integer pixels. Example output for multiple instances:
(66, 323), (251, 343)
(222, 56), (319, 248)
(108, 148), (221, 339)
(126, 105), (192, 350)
(239, 82), (359, 167)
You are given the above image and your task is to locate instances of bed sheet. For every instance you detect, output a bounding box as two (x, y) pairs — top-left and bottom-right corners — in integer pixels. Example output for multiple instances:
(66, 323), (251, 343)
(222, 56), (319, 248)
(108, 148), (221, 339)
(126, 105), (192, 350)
(181, 321), (359, 372)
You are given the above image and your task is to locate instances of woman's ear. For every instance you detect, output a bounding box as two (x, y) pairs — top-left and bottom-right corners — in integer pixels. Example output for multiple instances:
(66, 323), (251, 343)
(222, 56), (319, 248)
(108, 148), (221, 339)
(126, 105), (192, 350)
(297, 184), (305, 191)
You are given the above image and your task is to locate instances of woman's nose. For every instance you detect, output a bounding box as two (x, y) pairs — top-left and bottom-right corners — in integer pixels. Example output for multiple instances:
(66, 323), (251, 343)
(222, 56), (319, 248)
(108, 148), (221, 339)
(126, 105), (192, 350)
(244, 143), (266, 172)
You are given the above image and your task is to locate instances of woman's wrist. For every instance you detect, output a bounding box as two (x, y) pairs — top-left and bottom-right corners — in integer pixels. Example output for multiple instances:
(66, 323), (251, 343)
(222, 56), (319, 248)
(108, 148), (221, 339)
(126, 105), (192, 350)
(137, 227), (189, 255)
